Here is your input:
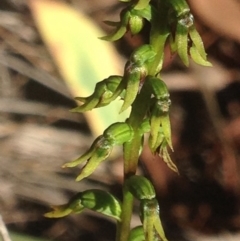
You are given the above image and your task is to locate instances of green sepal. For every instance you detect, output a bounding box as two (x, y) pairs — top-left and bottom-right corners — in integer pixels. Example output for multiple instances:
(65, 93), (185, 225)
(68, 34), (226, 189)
(62, 122), (134, 181)
(120, 45), (156, 112)
(158, 134), (178, 173)
(79, 189), (122, 221)
(62, 136), (110, 168)
(190, 45), (212, 66)
(130, 44), (156, 66)
(100, 8), (130, 41)
(149, 102), (162, 150)
(168, 0), (190, 17)
(44, 192), (85, 218)
(45, 190), (122, 221)
(147, 76), (171, 149)
(100, 25), (127, 41)
(128, 226), (145, 241)
(62, 136), (113, 181)
(189, 26), (205, 58)
(160, 114), (172, 150)
(125, 175), (156, 200)
(149, 127), (164, 152)
(139, 118), (151, 135)
(169, 33), (177, 53)
(147, 76), (170, 101)
(120, 65), (146, 113)
(75, 143), (112, 181)
(148, 99), (171, 153)
(132, 5), (153, 21)
(140, 198), (168, 241)
(44, 203), (83, 218)
(133, 0), (151, 10)
(168, 0), (211, 67)
(100, 7), (134, 41)
(175, 22), (189, 66)
(71, 76), (122, 112)
(100, 4), (152, 40)
(189, 27), (212, 66)
(148, 125), (178, 173)
(103, 122), (134, 145)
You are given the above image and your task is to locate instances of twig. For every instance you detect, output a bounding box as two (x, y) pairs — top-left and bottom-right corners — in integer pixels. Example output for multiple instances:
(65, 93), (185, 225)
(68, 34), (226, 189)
(0, 214), (12, 241)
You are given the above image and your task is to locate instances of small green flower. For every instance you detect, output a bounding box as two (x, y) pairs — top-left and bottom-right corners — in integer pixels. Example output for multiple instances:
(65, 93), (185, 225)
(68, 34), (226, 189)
(168, 0), (211, 66)
(100, 5), (152, 41)
(45, 189), (122, 221)
(63, 122), (134, 181)
(147, 77), (171, 149)
(63, 136), (113, 181)
(140, 198), (168, 241)
(120, 45), (156, 112)
(71, 75), (122, 112)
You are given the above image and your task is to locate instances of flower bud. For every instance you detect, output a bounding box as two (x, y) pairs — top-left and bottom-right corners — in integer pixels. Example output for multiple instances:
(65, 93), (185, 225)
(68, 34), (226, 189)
(62, 136), (113, 181)
(71, 75), (122, 112)
(128, 15), (144, 35)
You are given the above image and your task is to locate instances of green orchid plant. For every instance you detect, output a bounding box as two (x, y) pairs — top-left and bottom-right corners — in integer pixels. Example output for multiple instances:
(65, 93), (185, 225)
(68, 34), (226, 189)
(45, 0), (211, 240)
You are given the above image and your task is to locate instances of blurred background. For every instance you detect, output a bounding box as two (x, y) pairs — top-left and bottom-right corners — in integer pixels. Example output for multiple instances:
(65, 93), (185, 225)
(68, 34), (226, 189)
(1, 0), (240, 240)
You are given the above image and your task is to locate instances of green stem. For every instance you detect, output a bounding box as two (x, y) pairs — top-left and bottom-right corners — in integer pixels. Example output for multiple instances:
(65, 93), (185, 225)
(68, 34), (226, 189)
(116, 190), (134, 241)
(116, 83), (152, 241)
(124, 86), (152, 176)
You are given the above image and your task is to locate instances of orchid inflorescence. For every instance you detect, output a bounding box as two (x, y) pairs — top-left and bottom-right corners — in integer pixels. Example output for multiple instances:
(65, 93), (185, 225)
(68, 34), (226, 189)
(46, 1), (211, 241)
